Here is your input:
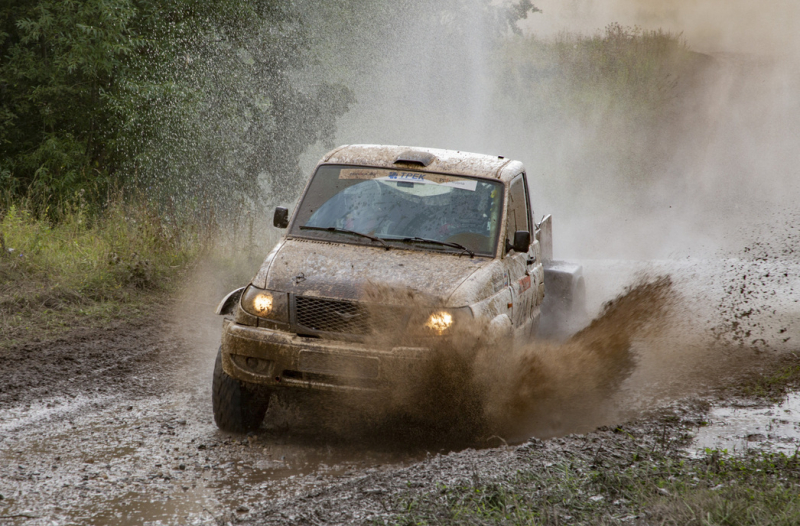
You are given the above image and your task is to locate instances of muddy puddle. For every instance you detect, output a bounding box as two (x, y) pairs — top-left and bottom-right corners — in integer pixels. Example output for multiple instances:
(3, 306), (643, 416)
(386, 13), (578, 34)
(73, 438), (422, 526)
(0, 390), (431, 525)
(689, 392), (800, 456)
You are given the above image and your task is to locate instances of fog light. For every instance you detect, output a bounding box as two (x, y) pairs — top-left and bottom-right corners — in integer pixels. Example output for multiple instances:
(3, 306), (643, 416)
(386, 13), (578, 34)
(232, 355), (273, 374)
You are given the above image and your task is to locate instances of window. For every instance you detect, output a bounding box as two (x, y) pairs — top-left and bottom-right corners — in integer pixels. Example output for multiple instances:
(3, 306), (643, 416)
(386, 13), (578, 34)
(506, 175), (530, 248)
(289, 165), (504, 256)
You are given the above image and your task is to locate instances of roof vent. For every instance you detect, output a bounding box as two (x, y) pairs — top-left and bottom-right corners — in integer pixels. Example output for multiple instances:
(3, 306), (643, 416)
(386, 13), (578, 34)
(394, 150), (436, 167)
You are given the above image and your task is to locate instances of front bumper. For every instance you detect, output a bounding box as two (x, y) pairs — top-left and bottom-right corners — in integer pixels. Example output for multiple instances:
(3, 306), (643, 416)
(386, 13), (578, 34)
(220, 320), (433, 393)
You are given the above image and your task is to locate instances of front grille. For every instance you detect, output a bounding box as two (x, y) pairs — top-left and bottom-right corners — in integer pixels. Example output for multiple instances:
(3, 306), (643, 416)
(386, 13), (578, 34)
(294, 296), (405, 335)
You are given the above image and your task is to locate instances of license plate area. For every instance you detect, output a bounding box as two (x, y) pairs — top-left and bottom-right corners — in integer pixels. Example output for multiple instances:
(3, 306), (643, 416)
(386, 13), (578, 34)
(297, 351), (380, 379)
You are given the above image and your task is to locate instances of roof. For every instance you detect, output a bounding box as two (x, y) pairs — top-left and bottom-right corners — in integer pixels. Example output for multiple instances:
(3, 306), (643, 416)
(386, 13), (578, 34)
(321, 144), (525, 183)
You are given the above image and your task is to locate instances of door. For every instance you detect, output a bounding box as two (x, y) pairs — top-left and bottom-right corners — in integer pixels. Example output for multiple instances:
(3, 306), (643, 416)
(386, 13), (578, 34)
(504, 174), (538, 334)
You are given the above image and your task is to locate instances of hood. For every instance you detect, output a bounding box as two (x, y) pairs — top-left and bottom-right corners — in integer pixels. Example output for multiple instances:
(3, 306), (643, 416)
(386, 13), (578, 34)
(252, 238), (488, 305)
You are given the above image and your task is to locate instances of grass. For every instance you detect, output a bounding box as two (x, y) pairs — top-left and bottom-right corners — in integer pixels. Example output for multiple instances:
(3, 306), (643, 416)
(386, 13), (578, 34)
(2, 203), (190, 292)
(0, 196), (270, 347)
(739, 360), (800, 403)
(0, 199), (189, 345)
(389, 439), (800, 525)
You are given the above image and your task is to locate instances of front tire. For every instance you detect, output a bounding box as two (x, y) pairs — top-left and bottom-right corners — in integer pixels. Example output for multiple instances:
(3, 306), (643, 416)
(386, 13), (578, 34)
(212, 348), (270, 432)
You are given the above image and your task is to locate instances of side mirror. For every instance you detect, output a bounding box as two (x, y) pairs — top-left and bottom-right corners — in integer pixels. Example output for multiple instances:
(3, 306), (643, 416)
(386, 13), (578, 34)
(507, 230), (530, 253)
(273, 207), (289, 228)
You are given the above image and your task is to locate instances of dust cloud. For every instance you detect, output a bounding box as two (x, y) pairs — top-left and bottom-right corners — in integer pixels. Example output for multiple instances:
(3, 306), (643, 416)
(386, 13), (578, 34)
(306, 1), (799, 440)
(299, 0), (800, 261)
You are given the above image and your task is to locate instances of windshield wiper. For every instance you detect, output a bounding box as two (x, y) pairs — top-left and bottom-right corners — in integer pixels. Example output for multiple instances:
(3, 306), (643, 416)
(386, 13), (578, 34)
(399, 237), (474, 258)
(299, 225), (389, 250)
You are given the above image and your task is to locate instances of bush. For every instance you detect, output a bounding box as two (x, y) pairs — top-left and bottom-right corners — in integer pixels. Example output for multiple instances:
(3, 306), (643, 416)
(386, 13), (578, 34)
(496, 24), (689, 123)
(0, 197), (198, 304)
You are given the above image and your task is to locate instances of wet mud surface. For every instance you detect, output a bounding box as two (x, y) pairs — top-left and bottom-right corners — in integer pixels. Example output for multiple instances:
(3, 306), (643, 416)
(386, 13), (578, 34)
(1, 259), (799, 525)
(0, 295), (439, 525)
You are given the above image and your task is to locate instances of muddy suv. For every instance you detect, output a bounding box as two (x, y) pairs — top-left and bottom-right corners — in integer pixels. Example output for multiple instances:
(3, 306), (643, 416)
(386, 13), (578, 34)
(213, 145), (584, 432)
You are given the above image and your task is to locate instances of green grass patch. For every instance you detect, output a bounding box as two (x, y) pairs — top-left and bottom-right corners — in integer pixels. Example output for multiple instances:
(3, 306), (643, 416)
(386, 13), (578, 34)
(1, 200), (198, 296)
(0, 196), (271, 346)
(0, 199), (194, 345)
(388, 434), (800, 525)
(739, 359), (800, 403)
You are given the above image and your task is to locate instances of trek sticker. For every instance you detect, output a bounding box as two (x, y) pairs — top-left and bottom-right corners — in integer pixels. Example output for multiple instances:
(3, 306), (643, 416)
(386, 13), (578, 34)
(383, 171), (478, 191)
(339, 168), (477, 191)
(518, 275), (531, 293)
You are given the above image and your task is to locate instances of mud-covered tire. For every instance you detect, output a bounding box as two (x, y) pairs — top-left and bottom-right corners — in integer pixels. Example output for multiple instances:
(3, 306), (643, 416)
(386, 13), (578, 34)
(212, 349), (270, 433)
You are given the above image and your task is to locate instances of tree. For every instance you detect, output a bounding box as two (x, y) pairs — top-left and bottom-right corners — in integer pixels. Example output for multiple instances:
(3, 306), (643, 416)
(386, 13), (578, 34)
(0, 0), (536, 214)
(0, 0), (353, 213)
(0, 0), (138, 205)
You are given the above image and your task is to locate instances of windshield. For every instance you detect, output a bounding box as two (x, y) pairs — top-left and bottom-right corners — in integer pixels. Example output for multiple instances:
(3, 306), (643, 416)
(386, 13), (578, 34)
(289, 165), (504, 256)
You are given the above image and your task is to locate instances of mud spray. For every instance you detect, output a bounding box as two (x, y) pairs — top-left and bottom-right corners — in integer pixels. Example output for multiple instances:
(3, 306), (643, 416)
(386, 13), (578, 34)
(345, 277), (675, 445)
(175, 0), (799, 445)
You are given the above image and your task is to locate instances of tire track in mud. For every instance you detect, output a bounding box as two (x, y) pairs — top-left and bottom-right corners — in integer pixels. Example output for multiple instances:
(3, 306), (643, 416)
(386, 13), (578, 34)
(0, 341), (170, 434)
(0, 311), (221, 525)
(0, 321), (168, 405)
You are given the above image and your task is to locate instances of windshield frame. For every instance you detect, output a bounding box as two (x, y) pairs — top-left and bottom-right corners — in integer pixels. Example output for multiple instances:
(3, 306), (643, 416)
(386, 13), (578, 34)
(286, 164), (505, 258)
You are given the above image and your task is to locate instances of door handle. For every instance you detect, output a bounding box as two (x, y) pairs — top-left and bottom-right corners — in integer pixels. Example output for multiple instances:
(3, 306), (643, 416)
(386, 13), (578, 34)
(527, 256), (536, 265)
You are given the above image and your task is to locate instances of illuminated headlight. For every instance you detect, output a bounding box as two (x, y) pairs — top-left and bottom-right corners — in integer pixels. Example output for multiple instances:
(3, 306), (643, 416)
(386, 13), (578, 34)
(425, 311), (454, 334)
(240, 285), (288, 321)
(252, 293), (273, 316)
(422, 308), (472, 336)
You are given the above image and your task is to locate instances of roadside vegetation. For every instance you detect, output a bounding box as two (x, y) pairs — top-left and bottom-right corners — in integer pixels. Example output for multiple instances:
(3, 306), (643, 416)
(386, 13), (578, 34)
(391, 438), (800, 525)
(0, 0), (354, 345)
(0, 197), (189, 345)
(0, 195), (270, 346)
(498, 24), (693, 122)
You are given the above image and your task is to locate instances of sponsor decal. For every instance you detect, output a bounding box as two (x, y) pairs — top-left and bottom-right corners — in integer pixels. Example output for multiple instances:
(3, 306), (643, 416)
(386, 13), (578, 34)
(339, 168), (477, 191)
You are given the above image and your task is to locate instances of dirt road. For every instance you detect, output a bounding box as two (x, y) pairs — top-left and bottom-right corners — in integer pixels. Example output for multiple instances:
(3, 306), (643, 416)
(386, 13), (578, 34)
(0, 296), (429, 524)
(1, 259), (798, 525)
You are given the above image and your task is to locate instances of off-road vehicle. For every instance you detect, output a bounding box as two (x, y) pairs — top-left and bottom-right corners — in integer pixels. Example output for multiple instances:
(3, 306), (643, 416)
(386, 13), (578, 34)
(213, 145), (585, 432)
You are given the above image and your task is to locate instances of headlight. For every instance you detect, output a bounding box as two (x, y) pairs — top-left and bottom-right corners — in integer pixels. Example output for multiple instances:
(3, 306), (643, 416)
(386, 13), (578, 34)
(422, 307), (472, 336)
(241, 285), (288, 321)
(252, 292), (273, 316)
(425, 311), (453, 334)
